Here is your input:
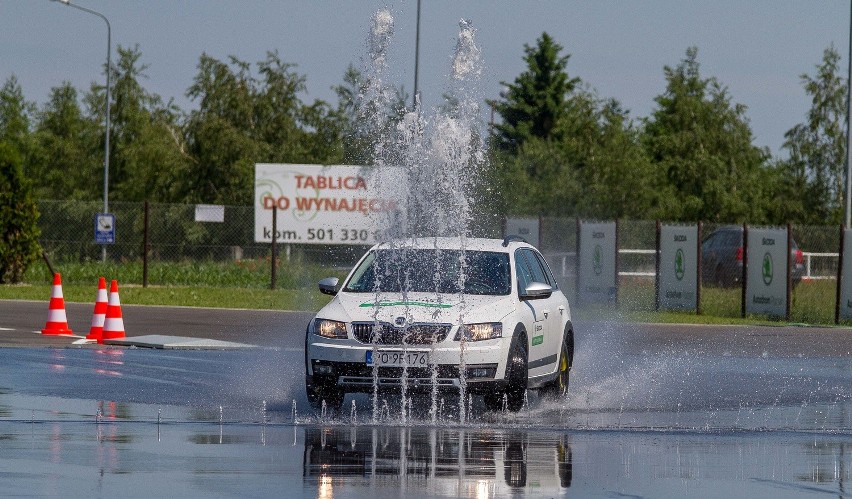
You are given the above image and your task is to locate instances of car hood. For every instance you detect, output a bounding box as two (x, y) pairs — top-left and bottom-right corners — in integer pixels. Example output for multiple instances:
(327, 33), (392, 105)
(317, 292), (516, 325)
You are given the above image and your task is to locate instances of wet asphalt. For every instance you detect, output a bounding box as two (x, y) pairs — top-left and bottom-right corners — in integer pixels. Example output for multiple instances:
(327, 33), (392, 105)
(3, 299), (852, 497)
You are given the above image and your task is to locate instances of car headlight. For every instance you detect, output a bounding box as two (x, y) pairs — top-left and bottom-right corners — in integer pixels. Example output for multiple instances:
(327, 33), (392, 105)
(455, 322), (502, 341)
(312, 319), (348, 339)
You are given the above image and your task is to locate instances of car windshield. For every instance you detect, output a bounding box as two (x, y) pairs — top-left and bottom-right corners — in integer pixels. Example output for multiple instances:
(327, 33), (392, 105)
(343, 249), (511, 295)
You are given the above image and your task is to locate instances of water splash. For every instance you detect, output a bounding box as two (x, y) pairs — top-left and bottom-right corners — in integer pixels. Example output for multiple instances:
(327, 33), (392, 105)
(452, 20), (482, 81)
(357, 9), (487, 425)
(368, 9), (394, 73)
(361, 13), (486, 240)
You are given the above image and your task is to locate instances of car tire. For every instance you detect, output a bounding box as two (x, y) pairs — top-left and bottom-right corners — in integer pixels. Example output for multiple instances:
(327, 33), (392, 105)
(540, 328), (573, 400)
(503, 331), (528, 412)
(306, 381), (344, 413)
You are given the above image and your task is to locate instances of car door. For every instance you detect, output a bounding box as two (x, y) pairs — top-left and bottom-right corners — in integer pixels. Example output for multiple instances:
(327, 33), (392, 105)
(530, 250), (565, 358)
(515, 249), (560, 378)
(701, 232), (720, 281)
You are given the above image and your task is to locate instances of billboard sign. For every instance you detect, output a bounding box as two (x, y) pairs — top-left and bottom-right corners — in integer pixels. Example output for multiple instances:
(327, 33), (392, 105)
(745, 227), (788, 317)
(658, 224), (698, 311)
(254, 164), (403, 245)
(577, 221), (617, 305)
(504, 217), (539, 247)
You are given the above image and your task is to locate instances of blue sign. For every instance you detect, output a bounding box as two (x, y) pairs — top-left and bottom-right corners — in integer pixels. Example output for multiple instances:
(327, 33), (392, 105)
(94, 213), (115, 244)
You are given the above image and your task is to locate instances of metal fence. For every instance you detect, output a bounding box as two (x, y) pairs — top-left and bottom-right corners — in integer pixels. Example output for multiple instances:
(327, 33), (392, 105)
(36, 200), (374, 288)
(533, 218), (844, 322)
(33, 201), (847, 322)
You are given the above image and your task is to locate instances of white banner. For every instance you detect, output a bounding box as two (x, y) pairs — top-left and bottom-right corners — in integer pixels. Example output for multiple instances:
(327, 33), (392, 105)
(745, 227), (788, 318)
(504, 217), (539, 247)
(577, 221), (617, 305)
(195, 204), (224, 223)
(254, 164), (403, 244)
(659, 224), (698, 311)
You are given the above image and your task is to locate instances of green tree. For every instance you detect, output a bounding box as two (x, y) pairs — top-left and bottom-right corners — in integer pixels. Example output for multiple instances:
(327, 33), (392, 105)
(255, 51), (343, 165)
(571, 99), (656, 219)
(0, 76), (37, 174)
(490, 32), (579, 153)
(31, 82), (101, 200)
(183, 53), (265, 204)
(643, 47), (770, 223)
(183, 51), (344, 204)
(774, 46), (847, 224)
(88, 45), (188, 202)
(0, 142), (40, 283)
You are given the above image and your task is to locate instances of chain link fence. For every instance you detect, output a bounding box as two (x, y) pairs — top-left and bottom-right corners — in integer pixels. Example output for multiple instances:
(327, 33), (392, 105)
(532, 217), (844, 323)
(35, 200), (372, 288)
(31, 202), (847, 323)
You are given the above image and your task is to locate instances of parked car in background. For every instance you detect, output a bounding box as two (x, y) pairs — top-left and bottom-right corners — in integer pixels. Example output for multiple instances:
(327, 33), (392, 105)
(701, 226), (805, 287)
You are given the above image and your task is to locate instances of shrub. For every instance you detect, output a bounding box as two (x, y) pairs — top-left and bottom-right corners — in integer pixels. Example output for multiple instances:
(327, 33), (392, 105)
(0, 142), (40, 283)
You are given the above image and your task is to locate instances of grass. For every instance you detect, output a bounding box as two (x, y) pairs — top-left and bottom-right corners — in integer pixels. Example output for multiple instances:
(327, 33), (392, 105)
(4, 261), (850, 326)
(25, 257), (347, 290)
(574, 278), (851, 327)
(9, 257), (348, 311)
(0, 282), (333, 311)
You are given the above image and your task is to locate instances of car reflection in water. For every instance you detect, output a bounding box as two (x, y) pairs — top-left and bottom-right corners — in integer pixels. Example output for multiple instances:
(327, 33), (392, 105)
(303, 426), (572, 496)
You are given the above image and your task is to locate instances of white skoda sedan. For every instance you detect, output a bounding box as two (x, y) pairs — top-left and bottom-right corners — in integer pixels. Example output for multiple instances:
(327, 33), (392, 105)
(305, 236), (574, 412)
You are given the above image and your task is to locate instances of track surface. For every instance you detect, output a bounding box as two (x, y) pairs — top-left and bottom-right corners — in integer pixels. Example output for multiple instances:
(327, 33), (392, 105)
(2, 299), (851, 356)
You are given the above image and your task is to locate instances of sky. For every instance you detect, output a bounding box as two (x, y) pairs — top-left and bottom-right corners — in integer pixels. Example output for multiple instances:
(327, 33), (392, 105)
(2, 0), (850, 156)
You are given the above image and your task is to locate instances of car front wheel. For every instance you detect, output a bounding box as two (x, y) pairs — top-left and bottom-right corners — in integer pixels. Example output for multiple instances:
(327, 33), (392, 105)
(500, 333), (528, 412)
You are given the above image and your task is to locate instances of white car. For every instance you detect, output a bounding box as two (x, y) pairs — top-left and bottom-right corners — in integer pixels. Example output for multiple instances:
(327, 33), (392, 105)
(304, 236), (574, 412)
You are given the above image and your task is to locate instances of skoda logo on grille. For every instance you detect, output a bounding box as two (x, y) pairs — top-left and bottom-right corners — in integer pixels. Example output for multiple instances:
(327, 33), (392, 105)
(394, 316), (406, 327)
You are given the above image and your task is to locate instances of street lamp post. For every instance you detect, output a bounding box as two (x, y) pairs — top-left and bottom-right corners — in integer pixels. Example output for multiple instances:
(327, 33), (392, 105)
(846, 0), (852, 228)
(52, 0), (111, 261)
(413, 0), (421, 110)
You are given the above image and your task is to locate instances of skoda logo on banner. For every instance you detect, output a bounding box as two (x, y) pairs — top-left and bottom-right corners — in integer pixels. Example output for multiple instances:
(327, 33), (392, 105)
(675, 248), (685, 281)
(394, 316), (406, 327)
(762, 252), (773, 285)
(593, 244), (603, 276)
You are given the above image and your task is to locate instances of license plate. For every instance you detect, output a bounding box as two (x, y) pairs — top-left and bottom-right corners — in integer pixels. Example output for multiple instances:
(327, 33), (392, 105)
(366, 350), (430, 367)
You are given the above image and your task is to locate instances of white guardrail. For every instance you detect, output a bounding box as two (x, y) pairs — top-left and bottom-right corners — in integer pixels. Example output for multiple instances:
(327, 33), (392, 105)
(546, 250), (839, 281)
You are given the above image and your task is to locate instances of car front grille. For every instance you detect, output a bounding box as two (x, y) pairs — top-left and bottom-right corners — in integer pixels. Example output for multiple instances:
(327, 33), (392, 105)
(351, 322), (452, 345)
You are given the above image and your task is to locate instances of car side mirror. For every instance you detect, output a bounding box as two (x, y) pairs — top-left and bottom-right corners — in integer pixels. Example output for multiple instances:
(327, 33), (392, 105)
(318, 277), (340, 296)
(521, 281), (552, 300)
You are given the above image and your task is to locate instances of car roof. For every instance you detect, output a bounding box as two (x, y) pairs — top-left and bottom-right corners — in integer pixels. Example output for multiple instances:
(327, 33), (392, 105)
(371, 237), (536, 253)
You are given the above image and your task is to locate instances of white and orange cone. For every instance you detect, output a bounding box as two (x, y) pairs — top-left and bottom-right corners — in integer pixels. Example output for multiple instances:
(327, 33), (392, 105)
(100, 280), (126, 343)
(86, 277), (108, 341)
(41, 273), (73, 336)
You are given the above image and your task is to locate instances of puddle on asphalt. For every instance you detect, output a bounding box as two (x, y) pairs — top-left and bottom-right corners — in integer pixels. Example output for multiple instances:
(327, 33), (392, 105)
(2, 346), (852, 496)
(1, 416), (851, 498)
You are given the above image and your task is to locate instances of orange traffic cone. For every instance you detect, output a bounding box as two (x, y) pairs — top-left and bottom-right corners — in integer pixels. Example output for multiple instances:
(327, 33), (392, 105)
(42, 273), (73, 336)
(100, 280), (126, 343)
(86, 277), (108, 341)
